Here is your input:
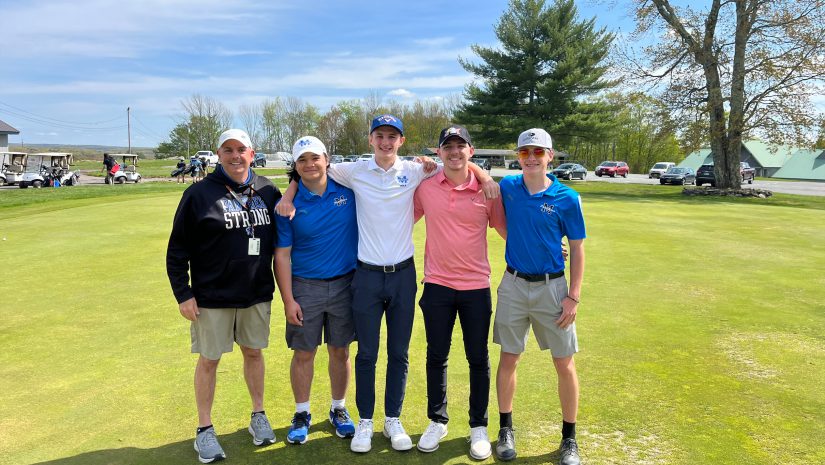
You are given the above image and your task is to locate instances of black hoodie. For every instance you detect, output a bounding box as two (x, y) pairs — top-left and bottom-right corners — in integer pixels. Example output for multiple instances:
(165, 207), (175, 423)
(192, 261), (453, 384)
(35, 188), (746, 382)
(166, 166), (281, 308)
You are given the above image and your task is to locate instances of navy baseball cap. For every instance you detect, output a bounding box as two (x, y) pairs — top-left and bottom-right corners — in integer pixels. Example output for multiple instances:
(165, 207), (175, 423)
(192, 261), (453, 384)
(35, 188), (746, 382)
(438, 125), (472, 147)
(370, 114), (404, 136)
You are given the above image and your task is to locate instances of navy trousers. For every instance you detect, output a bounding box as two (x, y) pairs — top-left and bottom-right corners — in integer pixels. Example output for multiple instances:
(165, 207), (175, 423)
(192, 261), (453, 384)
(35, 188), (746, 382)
(352, 262), (417, 419)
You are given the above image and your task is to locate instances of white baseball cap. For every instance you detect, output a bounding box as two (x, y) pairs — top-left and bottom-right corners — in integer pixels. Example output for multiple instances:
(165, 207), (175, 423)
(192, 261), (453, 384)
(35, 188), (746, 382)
(218, 129), (252, 149)
(292, 136), (327, 159)
(517, 128), (552, 150)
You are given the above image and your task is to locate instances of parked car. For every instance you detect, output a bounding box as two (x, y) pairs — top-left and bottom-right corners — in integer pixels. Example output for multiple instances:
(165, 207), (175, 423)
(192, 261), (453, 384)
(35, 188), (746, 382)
(695, 164), (715, 186)
(400, 155), (416, 161)
(0, 152), (28, 186)
(470, 157), (491, 171)
(195, 150), (219, 165)
(330, 155), (344, 164)
(552, 163), (587, 180)
(595, 161), (629, 177)
(358, 153), (374, 162)
(508, 159), (521, 169)
(740, 162), (756, 184)
(649, 162), (676, 178)
(696, 162), (755, 186)
(253, 152), (267, 167)
(659, 167), (695, 185)
(343, 156), (358, 162)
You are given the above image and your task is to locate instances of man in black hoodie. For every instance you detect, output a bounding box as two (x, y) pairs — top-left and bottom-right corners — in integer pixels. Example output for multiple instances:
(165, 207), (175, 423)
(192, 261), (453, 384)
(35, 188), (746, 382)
(167, 129), (282, 463)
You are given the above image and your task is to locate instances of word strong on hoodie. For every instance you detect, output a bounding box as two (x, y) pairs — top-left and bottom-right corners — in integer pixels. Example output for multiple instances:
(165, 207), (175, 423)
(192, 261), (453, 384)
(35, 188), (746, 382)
(221, 195), (272, 230)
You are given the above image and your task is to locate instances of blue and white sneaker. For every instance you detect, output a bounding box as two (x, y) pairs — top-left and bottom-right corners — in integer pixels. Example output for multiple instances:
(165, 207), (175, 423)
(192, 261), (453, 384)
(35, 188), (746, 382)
(329, 407), (356, 438)
(287, 411), (311, 444)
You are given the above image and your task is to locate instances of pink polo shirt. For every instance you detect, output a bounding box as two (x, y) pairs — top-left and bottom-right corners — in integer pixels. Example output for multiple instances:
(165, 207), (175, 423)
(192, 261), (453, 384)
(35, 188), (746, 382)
(414, 170), (506, 290)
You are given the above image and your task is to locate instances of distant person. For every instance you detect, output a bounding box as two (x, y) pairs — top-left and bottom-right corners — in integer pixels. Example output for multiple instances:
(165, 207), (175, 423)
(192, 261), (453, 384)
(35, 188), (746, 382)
(274, 136), (359, 445)
(176, 158), (186, 183)
(413, 125), (506, 460)
(493, 128), (586, 465)
(200, 156), (209, 180)
(190, 157), (203, 183)
(166, 129), (282, 464)
(102, 153), (116, 185)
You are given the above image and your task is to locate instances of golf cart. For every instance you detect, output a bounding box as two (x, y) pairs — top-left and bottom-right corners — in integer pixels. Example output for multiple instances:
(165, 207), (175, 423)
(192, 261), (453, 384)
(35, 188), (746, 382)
(0, 152), (28, 186)
(109, 154), (142, 183)
(19, 153), (78, 188)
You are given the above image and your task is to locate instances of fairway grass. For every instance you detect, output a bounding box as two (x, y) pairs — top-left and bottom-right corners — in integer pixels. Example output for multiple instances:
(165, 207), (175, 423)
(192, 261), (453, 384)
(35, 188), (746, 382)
(0, 184), (823, 465)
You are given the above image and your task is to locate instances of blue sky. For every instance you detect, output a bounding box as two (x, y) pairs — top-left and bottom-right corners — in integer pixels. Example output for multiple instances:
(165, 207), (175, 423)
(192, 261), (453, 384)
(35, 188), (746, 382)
(0, 0), (637, 147)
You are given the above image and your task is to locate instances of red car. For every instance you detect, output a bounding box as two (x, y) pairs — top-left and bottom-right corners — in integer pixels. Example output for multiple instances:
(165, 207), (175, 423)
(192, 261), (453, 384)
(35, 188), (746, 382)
(595, 161), (629, 177)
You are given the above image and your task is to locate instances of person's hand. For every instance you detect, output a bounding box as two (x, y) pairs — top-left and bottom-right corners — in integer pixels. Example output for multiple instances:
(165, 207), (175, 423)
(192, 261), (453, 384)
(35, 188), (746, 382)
(179, 297), (199, 321)
(276, 199), (296, 219)
(555, 297), (578, 329)
(414, 156), (437, 173)
(284, 300), (303, 326)
(481, 178), (500, 199)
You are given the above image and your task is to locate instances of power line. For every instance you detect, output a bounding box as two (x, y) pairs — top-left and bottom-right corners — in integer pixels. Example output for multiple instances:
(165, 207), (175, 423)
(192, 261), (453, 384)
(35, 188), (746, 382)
(0, 107), (127, 131)
(0, 100), (123, 126)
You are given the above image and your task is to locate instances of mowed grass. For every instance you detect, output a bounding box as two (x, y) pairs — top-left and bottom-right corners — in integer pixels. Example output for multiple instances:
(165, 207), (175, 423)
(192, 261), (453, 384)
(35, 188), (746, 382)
(0, 183), (823, 465)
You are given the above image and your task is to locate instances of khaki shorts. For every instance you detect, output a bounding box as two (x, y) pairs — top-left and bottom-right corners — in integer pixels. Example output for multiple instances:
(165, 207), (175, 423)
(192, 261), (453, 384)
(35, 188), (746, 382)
(191, 301), (272, 360)
(493, 271), (578, 357)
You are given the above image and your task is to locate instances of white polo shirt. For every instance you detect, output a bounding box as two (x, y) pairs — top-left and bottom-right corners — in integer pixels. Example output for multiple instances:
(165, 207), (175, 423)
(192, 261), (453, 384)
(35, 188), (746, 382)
(329, 157), (436, 266)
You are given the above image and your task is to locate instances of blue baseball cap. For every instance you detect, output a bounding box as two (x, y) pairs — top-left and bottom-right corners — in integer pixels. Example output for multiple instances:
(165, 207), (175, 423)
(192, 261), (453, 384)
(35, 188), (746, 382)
(370, 114), (404, 136)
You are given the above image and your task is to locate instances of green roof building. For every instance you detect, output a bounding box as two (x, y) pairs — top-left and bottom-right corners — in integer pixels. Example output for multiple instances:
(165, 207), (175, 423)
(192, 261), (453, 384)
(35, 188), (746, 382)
(678, 141), (800, 178)
(773, 149), (825, 181)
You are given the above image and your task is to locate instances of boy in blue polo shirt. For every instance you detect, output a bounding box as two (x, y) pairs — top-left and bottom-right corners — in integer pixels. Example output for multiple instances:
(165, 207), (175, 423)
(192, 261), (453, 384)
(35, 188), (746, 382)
(493, 128), (586, 465)
(274, 136), (359, 445)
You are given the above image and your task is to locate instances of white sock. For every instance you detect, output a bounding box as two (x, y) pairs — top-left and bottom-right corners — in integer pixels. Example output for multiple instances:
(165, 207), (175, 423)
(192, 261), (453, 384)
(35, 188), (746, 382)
(296, 401), (310, 414)
(385, 416), (399, 424)
(331, 398), (345, 410)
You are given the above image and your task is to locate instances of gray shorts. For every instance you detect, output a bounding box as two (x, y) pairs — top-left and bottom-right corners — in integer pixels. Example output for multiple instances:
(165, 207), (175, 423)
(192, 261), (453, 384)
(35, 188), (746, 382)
(191, 301), (272, 360)
(285, 273), (355, 351)
(493, 270), (578, 357)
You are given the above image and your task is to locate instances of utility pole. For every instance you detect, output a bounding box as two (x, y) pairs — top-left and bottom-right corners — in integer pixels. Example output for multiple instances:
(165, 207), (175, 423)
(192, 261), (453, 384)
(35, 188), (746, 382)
(127, 107), (132, 154)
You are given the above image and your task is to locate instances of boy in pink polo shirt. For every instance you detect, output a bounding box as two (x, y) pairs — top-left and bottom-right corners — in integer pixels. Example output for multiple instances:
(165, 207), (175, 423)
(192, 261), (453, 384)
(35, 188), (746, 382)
(412, 125), (506, 460)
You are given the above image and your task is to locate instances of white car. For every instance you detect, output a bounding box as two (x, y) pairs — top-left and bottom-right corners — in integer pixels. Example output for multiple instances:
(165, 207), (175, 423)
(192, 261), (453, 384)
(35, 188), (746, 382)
(649, 162), (676, 179)
(195, 150), (219, 165)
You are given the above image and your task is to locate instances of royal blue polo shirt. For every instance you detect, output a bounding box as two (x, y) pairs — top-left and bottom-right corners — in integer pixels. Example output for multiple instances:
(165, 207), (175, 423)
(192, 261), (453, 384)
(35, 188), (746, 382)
(501, 173), (586, 275)
(275, 178), (358, 279)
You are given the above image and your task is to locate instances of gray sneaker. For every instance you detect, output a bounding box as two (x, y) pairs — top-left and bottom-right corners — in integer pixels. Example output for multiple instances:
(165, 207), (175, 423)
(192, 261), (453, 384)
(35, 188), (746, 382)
(194, 427), (226, 463)
(249, 412), (276, 446)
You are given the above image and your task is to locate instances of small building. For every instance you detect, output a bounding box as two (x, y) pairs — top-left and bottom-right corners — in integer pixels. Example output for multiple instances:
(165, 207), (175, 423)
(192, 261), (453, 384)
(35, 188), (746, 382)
(773, 149), (825, 181)
(0, 119), (20, 152)
(678, 141), (798, 178)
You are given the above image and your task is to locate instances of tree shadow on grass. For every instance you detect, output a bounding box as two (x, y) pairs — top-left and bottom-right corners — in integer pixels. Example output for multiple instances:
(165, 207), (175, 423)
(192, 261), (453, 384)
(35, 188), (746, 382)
(31, 424), (560, 465)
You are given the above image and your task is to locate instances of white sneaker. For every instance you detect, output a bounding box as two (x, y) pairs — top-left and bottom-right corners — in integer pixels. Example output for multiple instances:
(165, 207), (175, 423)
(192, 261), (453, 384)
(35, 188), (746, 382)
(417, 421), (448, 452)
(350, 419), (374, 453)
(469, 426), (492, 460)
(383, 417), (413, 451)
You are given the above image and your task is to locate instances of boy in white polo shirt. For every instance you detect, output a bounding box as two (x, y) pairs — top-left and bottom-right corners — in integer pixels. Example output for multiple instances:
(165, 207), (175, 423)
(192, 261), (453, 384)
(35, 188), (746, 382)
(277, 114), (498, 453)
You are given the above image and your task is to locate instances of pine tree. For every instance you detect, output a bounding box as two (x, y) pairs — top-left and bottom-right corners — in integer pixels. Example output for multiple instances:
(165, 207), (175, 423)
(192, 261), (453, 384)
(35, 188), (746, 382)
(456, 0), (616, 148)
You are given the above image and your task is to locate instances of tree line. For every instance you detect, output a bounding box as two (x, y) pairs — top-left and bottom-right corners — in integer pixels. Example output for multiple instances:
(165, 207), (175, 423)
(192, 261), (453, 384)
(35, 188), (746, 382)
(156, 0), (824, 187)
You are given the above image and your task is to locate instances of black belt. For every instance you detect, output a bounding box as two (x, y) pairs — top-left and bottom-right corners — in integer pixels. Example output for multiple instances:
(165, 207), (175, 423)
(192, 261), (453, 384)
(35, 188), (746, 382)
(506, 265), (564, 282)
(319, 269), (355, 282)
(358, 257), (414, 273)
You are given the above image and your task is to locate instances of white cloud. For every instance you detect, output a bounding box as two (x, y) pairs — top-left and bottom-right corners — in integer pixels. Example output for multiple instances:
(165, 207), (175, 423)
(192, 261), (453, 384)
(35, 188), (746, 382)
(387, 89), (415, 99)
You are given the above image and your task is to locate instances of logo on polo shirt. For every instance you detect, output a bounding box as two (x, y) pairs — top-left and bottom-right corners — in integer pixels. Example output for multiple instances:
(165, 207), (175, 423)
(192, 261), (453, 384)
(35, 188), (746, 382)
(540, 203), (556, 215)
(333, 195), (348, 207)
(396, 174), (409, 186)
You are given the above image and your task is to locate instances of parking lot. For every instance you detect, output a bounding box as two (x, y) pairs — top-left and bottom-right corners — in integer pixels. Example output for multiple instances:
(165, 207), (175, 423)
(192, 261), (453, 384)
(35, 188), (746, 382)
(489, 167), (825, 197)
